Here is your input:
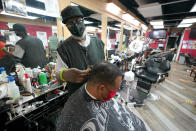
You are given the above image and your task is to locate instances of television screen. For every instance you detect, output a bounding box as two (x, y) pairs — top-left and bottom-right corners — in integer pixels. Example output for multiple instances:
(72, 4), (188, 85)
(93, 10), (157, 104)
(149, 30), (167, 39)
(189, 28), (196, 39)
(109, 30), (116, 39)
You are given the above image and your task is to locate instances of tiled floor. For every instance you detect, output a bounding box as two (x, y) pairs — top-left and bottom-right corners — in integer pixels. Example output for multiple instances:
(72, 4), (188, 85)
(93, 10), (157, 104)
(120, 62), (196, 131)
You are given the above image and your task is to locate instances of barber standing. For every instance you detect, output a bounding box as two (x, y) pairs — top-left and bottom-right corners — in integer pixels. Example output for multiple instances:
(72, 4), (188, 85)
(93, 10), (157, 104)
(9, 24), (47, 68)
(56, 6), (105, 96)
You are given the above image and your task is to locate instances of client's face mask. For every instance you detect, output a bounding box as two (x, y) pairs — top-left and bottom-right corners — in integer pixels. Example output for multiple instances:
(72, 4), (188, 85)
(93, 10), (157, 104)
(66, 18), (85, 38)
(103, 90), (118, 101)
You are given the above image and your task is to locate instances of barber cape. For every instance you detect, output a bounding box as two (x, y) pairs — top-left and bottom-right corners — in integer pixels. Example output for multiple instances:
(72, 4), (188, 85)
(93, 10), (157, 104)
(57, 84), (147, 131)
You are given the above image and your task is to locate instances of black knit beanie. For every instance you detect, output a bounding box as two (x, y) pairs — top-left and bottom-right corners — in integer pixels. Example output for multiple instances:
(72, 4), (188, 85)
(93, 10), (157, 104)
(61, 6), (84, 24)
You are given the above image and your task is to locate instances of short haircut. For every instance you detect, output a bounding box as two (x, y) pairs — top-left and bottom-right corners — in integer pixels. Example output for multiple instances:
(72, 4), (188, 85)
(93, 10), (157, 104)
(88, 61), (122, 85)
(0, 35), (6, 42)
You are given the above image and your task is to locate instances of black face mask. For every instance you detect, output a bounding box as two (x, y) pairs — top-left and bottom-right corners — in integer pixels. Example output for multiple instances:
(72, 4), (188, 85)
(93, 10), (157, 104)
(15, 31), (24, 37)
(67, 21), (85, 37)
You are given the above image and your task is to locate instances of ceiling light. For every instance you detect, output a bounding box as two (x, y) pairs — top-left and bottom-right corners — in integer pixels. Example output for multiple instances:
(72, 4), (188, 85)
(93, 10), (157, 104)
(106, 3), (120, 15)
(190, 4), (196, 12)
(122, 13), (140, 26)
(86, 26), (98, 32)
(181, 18), (196, 24)
(84, 20), (93, 24)
(124, 25), (132, 30)
(115, 24), (121, 27)
(153, 25), (164, 29)
(150, 20), (163, 25)
(141, 24), (148, 31)
(177, 24), (192, 28)
(71, 3), (78, 6)
(98, 29), (102, 33)
(122, 13), (134, 22)
(36, 0), (45, 3)
(110, 27), (120, 31)
(1, 11), (38, 19)
(129, 19), (140, 26)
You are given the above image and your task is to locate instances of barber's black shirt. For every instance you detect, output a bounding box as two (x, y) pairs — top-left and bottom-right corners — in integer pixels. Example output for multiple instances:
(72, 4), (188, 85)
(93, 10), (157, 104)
(15, 35), (47, 68)
(57, 36), (105, 95)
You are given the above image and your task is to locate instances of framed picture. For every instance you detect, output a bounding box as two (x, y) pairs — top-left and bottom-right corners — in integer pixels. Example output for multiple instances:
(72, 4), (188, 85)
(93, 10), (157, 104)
(2, 0), (27, 16)
(36, 31), (48, 48)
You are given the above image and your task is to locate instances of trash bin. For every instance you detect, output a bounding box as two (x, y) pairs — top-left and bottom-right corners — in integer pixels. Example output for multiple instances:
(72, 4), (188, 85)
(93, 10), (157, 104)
(179, 53), (185, 64)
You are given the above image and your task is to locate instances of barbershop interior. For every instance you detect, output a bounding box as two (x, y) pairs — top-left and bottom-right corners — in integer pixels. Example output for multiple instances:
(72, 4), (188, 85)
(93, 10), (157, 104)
(0, 0), (196, 131)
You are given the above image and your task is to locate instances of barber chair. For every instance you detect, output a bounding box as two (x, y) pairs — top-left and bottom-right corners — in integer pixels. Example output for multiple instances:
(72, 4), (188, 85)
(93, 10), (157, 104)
(184, 54), (196, 66)
(129, 57), (170, 104)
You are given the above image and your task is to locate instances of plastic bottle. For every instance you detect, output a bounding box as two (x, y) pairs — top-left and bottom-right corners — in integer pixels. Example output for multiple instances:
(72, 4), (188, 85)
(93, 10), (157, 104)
(7, 76), (20, 103)
(15, 65), (26, 86)
(0, 67), (8, 82)
(0, 84), (7, 99)
(23, 74), (32, 93)
(39, 72), (48, 85)
(25, 68), (33, 78)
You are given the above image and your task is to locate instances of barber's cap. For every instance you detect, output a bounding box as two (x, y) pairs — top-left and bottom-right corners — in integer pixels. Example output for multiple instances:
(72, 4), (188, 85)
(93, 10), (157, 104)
(10, 24), (27, 33)
(61, 6), (84, 24)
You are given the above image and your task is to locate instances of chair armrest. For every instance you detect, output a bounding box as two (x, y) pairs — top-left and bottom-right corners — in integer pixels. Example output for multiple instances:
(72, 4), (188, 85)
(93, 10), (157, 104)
(135, 65), (145, 69)
(157, 72), (167, 76)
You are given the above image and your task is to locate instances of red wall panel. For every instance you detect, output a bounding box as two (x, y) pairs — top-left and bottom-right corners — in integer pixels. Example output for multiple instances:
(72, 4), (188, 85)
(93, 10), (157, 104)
(179, 30), (196, 58)
(0, 22), (9, 31)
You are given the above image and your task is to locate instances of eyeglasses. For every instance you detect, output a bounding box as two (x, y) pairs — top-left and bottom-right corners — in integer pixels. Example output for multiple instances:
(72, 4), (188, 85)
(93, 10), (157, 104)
(66, 18), (84, 28)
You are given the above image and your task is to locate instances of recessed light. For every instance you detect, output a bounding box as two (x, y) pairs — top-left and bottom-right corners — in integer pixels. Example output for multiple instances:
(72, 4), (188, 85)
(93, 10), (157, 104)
(150, 21), (163, 26)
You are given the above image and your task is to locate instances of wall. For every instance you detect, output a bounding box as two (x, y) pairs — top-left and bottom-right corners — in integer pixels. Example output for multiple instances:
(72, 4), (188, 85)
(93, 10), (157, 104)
(0, 21), (52, 47)
(179, 29), (196, 58)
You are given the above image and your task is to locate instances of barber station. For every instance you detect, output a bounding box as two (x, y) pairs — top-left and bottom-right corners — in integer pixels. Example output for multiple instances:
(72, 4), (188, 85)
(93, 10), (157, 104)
(0, 0), (196, 131)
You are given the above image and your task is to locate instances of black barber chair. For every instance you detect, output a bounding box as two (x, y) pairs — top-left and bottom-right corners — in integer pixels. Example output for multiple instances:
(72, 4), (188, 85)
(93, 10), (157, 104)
(184, 53), (196, 66)
(130, 57), (170, 104)
(137, 58), (170, 86)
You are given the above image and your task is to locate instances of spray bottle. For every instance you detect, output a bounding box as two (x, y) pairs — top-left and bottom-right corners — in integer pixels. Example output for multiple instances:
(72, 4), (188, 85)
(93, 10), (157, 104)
(7, 76), (20, 104)
(24, 74), (32, 93)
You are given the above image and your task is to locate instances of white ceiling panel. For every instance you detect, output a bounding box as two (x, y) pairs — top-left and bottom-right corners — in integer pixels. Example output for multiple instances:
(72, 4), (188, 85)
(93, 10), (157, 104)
(138, 4), (162, 17)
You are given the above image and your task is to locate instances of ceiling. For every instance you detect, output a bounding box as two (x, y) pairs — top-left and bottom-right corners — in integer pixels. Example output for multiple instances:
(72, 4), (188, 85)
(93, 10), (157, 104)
(0, 0), (121, 29)
(78, 5), (121, 29)
(119, 0), (196, 28)
(1, 0), (194, 29)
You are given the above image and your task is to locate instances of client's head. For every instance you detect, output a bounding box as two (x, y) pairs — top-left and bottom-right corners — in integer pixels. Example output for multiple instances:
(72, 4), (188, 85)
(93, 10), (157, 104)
(87, 61), (122, 102)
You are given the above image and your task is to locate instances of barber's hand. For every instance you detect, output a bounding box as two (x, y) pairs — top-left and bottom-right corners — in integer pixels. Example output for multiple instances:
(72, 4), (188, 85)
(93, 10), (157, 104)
(63, 68), (88, 83)
(169, 48), (176, 52)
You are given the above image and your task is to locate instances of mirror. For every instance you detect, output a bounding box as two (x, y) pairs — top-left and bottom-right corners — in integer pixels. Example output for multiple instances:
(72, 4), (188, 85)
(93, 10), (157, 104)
(70, 3), (102, 38)
(106, 17), (121, 58)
